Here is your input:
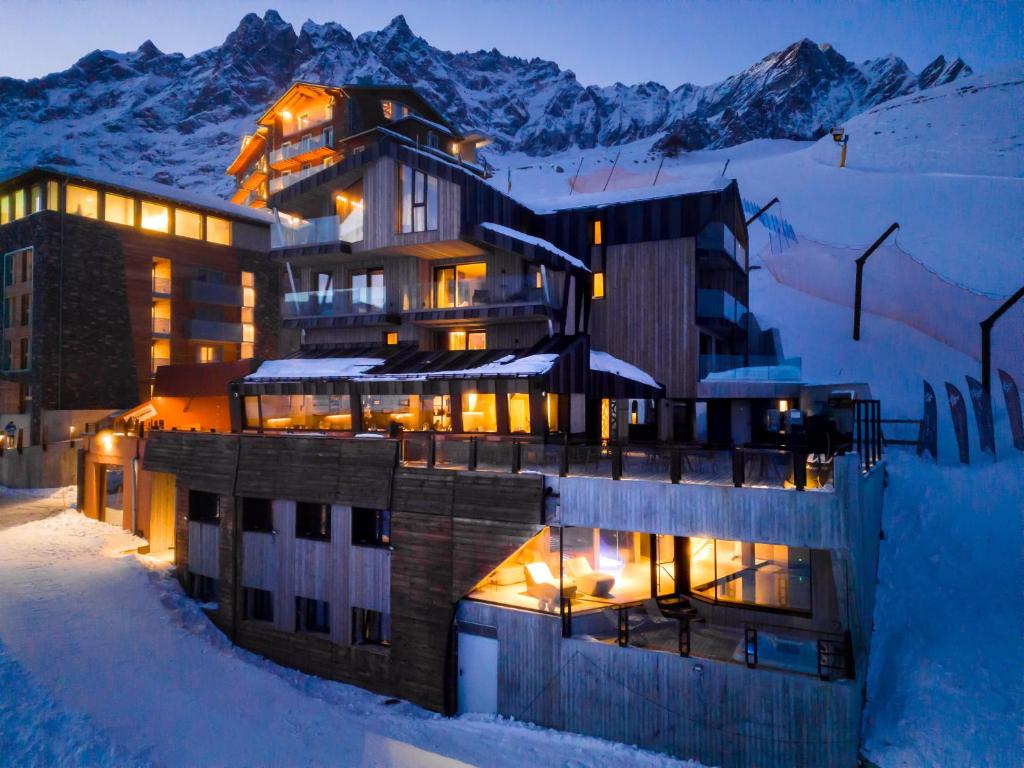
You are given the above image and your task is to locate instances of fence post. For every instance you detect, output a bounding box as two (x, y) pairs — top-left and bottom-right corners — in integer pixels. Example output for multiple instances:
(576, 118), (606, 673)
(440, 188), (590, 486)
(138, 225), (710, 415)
(559, 434), (569, 477)
(427, 433), (436, 469)
(670, 446), (682, 484)
(468, 436), (478, 471)
(744, 627), (758, 668)
(793, 450), (807, 491)
(612, 444), (623, 480)
(732, 448), (744, 487)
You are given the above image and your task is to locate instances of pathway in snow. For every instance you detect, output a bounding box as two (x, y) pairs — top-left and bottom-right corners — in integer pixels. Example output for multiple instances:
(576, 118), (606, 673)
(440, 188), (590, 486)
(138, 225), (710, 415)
(0, 511), (694, 768)
(0, 486), (73, 531)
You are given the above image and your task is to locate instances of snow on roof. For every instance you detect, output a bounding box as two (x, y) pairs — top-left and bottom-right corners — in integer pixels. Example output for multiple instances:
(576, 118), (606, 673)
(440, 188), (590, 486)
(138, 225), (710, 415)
(529, 174), (733, 214)
(246, 358), (384, 381)
(703, 364), (803, 382)
(589, 350), (661, 388)
(21, 164), (273, 224)
(479, 222), (590, 272)
(396, 141), (487, 177)
(360, 353), (559, 382)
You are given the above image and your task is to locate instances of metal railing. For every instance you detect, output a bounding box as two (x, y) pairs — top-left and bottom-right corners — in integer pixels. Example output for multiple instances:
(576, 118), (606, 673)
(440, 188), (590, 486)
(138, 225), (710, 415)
(281, 286), (386, 319)
(188, 319), (243, 343)
(696, 288), (749, 325)
(853, 399), (883, 471)
(270, 133), (328, 166)
(417, 275), (558, 311)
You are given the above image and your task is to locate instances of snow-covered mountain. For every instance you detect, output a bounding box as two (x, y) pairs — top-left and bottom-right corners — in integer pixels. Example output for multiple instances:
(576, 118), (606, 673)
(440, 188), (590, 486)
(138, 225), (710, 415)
(0, 9), (971, 195)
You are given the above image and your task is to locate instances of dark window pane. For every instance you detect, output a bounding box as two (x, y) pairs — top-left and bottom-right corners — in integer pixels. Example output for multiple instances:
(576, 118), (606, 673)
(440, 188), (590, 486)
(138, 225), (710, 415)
(296, 502), (331, 541)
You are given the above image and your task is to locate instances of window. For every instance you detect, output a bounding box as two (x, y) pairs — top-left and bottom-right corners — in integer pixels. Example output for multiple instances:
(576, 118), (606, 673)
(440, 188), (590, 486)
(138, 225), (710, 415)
(323, 127), (333, 146)
(243, 587), (274, 622)
(18, 295), (29, 327)
(352, 607), (389, 646)
(446, 329), (486, 351)
(385, 331), (398, 345)
(13, 190), (25, 220)
(46, 181), (59, 211)
(104, 193), (135, 226)
(427, 131), (439, 149)
(434, 263), (486, 308)
(352, 508), (390, 548)
(206, 216), (231, 245)
(689, 538), (811, 613)
(30, 185), (43, 214)
(189, 574), (218, 603)
(175, 209), (202, 239)
(196, 345), (221, 363)
(592, 219), (603, 245)
(349, 268), (384, 310)
(461, 392), (497, 433)
(399, 165), (438, 233)
(242, 497), (273, 533)
(295, 597), (330, 634)
(508, 393), (531, 434)
(187, 490), (219, 522)
(546, 393), (560, 433)
(140, 201), (169, 232)
(66, 185), (98, 219)
(296, 502), (331, 541)
(297, 113), (309, 131)
(381, 100), (410, 121)
(593, 272), (605, 299)
(361, 394), (451, 433)
(17, 338), (28, 370)
(256, 394), (351, 431)
(0, 195), (9, 224)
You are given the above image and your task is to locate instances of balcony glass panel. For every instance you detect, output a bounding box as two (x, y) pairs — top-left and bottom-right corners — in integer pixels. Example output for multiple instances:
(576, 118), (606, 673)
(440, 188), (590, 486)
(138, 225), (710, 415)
(696, 289), (748, 324)
(271, 210), (362, 249)
(188, 319), (243, 343)
(189, 280), (243, 306)
(270, 133), (327, 165)
(690, 538), (811, 613)
(281, 286), (387, 319)
(268, 165), (323, 195)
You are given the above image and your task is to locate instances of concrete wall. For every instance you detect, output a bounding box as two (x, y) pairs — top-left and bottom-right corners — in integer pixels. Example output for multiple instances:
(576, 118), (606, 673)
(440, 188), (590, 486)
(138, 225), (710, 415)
(0, 441), (77, 488)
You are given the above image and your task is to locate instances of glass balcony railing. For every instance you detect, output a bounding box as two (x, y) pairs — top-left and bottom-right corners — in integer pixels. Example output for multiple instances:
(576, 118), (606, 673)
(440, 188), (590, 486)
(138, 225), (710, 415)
(271, 211), (363, 249)
(697, 289), (748, 325)
(417, 275), (557, 311)
(268, 166), (324, 195)
(697, 222), (747, 268)
(270, 134), (327, 166)
(152, 276), (171, 295)
(282, 287), (386, 319)
(699, 354), (802, 380)
(189, 280), (243, 306)
(188, 319), (243, 343)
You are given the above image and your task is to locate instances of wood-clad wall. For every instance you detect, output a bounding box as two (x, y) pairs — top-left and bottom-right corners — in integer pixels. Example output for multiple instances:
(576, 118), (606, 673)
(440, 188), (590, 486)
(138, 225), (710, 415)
(589, 238), (698, 398)
(187, 520), (219, 578)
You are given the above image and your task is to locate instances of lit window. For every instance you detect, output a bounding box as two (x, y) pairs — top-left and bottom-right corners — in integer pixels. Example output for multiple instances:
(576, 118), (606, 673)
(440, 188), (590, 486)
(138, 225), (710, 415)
(242, 287), (256, 308)
(175, 209), (202, 239)
(385, 331), (399, 345)
(241, 307), (254, 324)
(30, 185), (43, 214)
(242, 324), (255, 343)
(399, 165), (438, 233)
(46, 181), (59, 212)
(0, 195), (9, 224)
(241, 270), (255, 288)
(66, 185), (98, 219)
(196, 345), (220, 363)
(508, 393), (531, 434)
(104, 193), (135, 226)
(592, 219), (602, 245)
(447, 331), (465, 351)
(435, 263), (486, 308)
(241, 342), (254, 359)
(689, 538), (811, 613)
(546, 393), (560, 433)
(13, 190), (25, 220)
(446, 329), (486, 351)
(360, 394), (450, 432)
(461, 392), (497, 433)
(593, 272), (605, 299)
(205, 216), (231, 245)
(381, 100), (393, 120)
(140, 201), (169, 233)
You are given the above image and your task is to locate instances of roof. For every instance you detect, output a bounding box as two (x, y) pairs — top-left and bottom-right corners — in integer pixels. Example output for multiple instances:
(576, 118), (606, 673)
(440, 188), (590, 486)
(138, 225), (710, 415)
(528, 174), (734, 214)
(0, 165), (273, 225)
(155, 360), (257, 397)
(256, 81), (344, 126)
(478, 222), (589, 273)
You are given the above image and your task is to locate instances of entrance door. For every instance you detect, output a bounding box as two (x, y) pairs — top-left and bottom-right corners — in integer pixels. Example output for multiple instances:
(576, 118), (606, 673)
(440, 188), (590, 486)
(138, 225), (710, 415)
(100, 465), (124, 528)
(148, 472), (176, 553)
(457, 629), (498, 715)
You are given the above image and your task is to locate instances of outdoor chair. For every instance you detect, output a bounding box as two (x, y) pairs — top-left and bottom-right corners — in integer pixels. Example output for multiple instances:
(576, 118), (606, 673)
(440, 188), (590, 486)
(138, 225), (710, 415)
(524, 561), (576, 603)
(565, 556), (615, 597)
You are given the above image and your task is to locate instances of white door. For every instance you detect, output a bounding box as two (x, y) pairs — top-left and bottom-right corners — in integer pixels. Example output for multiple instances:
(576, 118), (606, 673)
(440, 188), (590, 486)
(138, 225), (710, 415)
(457, 631), (498, 715)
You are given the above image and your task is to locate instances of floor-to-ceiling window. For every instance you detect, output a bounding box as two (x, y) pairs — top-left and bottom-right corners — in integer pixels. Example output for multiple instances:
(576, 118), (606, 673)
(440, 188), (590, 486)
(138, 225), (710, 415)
(688, 537), (811, 612)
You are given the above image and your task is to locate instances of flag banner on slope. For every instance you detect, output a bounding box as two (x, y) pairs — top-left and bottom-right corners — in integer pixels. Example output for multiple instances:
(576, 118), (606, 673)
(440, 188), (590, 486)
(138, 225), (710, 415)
(965, 376), (996, 458)
(918, 381), (938, 460)
(945, 382), (970, 465)
(999, 369), (1024, 451)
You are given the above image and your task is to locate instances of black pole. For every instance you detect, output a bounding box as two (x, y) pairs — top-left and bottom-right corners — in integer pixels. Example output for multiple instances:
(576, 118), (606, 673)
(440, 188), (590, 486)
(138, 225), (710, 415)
(744, 197), (780, 227)
(980, 284), (1024, 393)
(853, 222), (900, 341)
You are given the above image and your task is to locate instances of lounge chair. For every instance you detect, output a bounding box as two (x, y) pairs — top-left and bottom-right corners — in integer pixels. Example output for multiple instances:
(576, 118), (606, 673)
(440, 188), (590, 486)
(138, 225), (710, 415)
(524, 561), (576, 602)
(565, 556), (615, 597)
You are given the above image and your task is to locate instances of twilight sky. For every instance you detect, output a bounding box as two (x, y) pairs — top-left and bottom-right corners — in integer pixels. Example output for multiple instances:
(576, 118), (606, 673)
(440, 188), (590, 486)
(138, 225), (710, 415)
(2, 0), (1022, 86)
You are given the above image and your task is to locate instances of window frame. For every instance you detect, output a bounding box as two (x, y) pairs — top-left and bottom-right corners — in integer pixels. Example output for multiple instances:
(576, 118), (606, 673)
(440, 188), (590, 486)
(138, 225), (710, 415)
(295, 502), (331, 542)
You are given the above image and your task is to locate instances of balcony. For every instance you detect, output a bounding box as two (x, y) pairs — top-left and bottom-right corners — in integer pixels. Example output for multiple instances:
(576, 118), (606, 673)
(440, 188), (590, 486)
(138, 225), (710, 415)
(152, 276), (171, 296)
(188, 319), (243, 343)
(401, 275), (559, 323)
(699, 354), (802, 380)
(269, 134), (336, 170)
(281, 287), (386, 320)
(697, 289), (748, 326)
(151, 357), (170, 375)
(697, 222), (747, 269)
(152, 317), (171, 336)
(268, 165), (324, 195)
(271, 211), (363, 249)
(189, 280), (243, 306)
(240, 164), (268, 192)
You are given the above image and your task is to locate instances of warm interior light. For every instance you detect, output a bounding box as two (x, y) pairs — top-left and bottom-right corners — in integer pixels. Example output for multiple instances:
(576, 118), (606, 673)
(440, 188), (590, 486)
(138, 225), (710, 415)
(778, 399), (789, 412)
(280, 110), (293, 120)
(335, 193), (362, 206)
(99, 432), (114, 452)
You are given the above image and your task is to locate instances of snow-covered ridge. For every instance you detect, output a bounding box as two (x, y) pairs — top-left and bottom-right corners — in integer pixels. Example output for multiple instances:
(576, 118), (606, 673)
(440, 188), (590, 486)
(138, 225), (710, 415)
(0, 11), (971, 197)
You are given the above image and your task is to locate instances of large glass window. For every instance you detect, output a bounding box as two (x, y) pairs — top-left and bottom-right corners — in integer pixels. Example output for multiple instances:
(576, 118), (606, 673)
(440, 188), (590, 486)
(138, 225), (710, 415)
(30, 185), (43, 214)
(435, 263), (486, 308)
(546, 393), (560, 433)
(0, 195), (9, 224)
(175, 209), (202, 239)
(352, 508), (390, 547)
(508, 393), (531, 434)
(461, 392), (496, 433)
(447, 329), (486, 351)
(46, 181), (59, 212)
(399, 165), (438, 233)
(255, 394), (351, 431)
(13, 190), (25, 220)
(140, 201), (169, 232)
(689, 537), (811, 612)
(66, 185), (98, 219)
(336, 179), (363, 243)
(206, 216), (231, 245)
(349, 268), (384, 310)
(104, 193), (135, 226)
(361, 394), (450, 432)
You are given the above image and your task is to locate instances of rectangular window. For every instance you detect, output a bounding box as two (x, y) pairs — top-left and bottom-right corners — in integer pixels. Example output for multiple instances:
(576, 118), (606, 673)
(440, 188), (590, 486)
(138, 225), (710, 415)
(206, 216), (231, 245)
(187, 490), (219, 522)
(30, 185), (43, 214)
(446, 329), (486, 351)
(399, 165), (438, 233)
(295, 502), (330, 541)
(241, 342), (254, 359)
(295, 597), (330, 634)
(13, 190), (25, 220)
(349, 268), (384, 310)
(18, 338), (28, 370)
(508, 393), (531, 434)
(546, 393), (560, 433)
(1, 195), (9, 224)
(189, 574), (218, 603)
(461, 392), (497, 433)
(352, 508), (390, 548)
(18, 294), (29, 327)
(593, 272), (605, 299)
(242, 497), (273, 533)
(434, 263), (486, 308)
(243, 587), (274, 622)
(592, 219), (603, 245)
(140, 201), (169, 232)
(175, 209), (202, 239)
(352, 607), (390, 646)
(196, 345), (221, 363)
(385, 331), (398, 345)
(689, 538), (812, 613)
(104, 193), (135, 226)
(66, 185), (98, 219)
(360, 394), (450, 433)
(46, 181), (59, 211)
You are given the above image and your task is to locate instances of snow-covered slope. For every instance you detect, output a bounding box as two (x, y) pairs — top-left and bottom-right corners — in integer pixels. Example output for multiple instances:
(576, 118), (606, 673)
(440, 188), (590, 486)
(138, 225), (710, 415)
(0, 10), (971, 195)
